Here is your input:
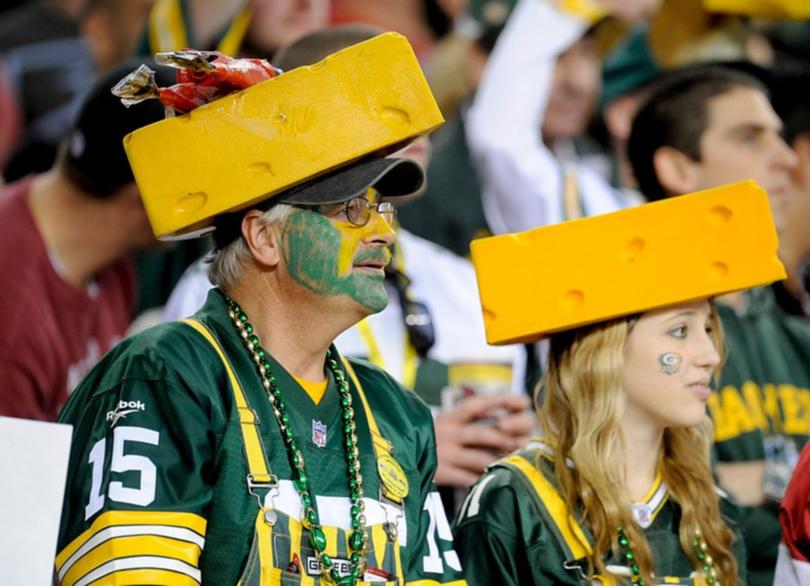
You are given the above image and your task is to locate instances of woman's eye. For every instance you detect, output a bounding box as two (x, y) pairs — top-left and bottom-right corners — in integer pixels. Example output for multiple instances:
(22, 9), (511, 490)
(669, 325), (687, 338)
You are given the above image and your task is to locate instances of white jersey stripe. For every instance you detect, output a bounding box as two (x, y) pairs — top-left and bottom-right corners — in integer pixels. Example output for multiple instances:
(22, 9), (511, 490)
(73, 556), (201, 586)
(58, 525), (204, 580)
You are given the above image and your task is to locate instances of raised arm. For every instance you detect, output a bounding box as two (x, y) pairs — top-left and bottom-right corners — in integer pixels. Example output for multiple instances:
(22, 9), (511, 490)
(467, 0), (624, 233)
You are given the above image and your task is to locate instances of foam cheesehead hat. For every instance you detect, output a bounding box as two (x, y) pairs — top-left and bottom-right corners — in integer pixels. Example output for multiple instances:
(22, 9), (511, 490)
(472, 181), (786, 345)
(122, 32), (444, 240)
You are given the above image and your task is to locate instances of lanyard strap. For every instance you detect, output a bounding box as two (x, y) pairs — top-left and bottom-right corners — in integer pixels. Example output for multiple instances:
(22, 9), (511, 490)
(562, 167), (583, 221)
(147, 0), (251, 55)
(355, 320), (418, 390)
(182, 319), (275, 486)
(356, 241), (419, 389)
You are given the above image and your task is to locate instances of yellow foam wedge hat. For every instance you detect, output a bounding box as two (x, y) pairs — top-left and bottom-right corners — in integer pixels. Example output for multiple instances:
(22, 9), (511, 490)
(472, 181), (786, 345)
(124, 32), (444, 239)
(704, 0), (810, 19)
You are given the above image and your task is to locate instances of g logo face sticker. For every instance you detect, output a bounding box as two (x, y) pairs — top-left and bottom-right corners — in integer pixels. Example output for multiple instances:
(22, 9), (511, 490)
(659, 352), (682, 375)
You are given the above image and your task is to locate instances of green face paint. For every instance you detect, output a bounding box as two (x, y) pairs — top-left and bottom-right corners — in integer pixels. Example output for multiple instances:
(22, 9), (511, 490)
(281, 208), (392, 312)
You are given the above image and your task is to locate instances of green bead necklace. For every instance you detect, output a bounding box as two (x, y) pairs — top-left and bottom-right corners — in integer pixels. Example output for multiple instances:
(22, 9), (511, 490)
(226, 296), (368, 585)
(617, 526), (718, 586)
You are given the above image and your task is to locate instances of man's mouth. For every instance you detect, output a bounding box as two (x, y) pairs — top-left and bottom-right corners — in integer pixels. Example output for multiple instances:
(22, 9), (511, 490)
(353, 251), (391, 274)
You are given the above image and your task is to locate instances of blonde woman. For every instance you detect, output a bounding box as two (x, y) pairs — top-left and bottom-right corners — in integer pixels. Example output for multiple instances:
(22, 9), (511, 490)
(454, 183), (783, 585)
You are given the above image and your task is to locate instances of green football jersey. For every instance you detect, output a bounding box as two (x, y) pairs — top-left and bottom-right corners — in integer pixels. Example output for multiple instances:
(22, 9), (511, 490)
(56, 289), (465, 586)
(712, 288), (810, 586)
(454, 443), (747, 585)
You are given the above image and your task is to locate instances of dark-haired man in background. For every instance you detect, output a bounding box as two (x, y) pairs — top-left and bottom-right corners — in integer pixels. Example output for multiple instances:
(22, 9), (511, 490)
(0, 62), (167, 420)
(627, 64), (808, 586)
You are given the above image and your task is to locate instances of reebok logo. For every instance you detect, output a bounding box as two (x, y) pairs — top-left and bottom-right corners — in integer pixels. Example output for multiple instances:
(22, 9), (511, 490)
(106, 400), (146, 426)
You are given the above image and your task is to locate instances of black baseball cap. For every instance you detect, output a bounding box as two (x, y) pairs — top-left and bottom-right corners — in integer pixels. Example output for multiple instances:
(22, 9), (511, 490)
(64, 59), (173, 197)
(212, 155), (425, 249)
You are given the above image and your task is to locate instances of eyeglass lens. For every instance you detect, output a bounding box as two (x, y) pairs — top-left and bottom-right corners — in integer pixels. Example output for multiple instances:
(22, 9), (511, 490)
(346, 198), (396, 226)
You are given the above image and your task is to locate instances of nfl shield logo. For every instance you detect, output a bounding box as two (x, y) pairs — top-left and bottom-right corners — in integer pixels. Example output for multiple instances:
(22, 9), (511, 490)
(312, 420), (327, 448)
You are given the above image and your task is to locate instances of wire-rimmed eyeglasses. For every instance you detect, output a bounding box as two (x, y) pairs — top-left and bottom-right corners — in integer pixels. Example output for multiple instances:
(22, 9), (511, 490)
(325, 196), (397, 227)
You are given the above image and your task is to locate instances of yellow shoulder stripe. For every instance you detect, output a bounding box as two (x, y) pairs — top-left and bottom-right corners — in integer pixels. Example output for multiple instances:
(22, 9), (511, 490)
(56, 510), (206, 575)
(502, 455), (592, 560)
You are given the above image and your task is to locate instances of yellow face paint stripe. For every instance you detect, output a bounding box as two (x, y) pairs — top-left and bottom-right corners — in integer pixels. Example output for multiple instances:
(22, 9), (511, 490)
(148, 0), (188, 53)
(333, 188), (395, 277)
(61, 535), (202, 586)
(334, 219), (372, 277)
(502, 455), (592, 560)
(86, 568), (200, 586)
(56, 510), (206, 568)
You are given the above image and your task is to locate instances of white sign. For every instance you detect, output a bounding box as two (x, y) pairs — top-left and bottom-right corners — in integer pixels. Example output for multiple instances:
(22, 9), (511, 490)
(0, 416), (72, 586)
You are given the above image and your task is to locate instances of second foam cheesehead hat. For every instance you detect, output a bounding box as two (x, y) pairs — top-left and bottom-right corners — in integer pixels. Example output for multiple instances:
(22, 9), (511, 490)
(123, 32), (444, 239)
(472, 181), (786, 345)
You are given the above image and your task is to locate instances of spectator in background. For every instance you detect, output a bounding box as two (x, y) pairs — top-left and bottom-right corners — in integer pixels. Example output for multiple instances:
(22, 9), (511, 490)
(462, 0), (633, 239)
(0, 0), (84, 52)
(330, 0), (444, 58)
(770, 66), (810, 319)
(776, 441), (810, 585)
(397, 0), (513, 258)
(627, 64), (808, 586)
(0, 0), (156, 181)
(399, 0), (643, 258)
(598, 25), (662, 192)
(0, 61), (169, 421)
(163, 24), (534, 505)
(136, 0), (329, 59)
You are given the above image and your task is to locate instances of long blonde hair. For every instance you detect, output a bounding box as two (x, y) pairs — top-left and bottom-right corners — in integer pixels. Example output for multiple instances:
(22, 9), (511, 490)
(537, 306), (739, 584)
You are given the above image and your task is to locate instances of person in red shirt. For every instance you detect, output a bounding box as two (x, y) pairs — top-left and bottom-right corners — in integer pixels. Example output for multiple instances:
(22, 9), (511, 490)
(0, 62), (168, 420)
(777, 442), (810, 585)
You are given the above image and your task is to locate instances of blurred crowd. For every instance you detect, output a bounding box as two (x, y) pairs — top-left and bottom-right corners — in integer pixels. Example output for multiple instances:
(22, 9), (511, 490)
(2, 0), (810, 584)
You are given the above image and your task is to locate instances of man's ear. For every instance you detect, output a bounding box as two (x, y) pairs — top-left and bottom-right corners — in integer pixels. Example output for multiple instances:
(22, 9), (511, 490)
(241, 210), (281, 269)
(653, 146), (699, 195)
(791, 134), (810, 186)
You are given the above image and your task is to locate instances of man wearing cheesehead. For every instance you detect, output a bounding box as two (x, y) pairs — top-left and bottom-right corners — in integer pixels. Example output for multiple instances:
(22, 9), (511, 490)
(54, 34), (466, 586)
(627, 64), (809, 585)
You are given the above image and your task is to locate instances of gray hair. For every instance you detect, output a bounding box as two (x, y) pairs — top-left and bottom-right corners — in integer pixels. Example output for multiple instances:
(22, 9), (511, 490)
(208, 203), (295, 291)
